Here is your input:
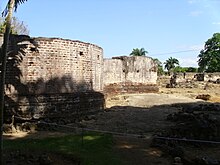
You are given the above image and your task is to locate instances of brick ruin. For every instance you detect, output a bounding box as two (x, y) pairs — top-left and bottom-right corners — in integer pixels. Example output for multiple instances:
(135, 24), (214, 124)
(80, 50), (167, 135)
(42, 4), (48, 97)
(7, 35), (103, 92)
(103, 56), (158, 94)
(1, 35), (158, 123)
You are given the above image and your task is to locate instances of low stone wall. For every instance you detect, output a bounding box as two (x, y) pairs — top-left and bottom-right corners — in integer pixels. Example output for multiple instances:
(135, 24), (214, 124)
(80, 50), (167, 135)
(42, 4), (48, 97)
(104, 82), (159, 95)
(204, 73), (220, 82)
(170, 72), (220, 82)
(5, 92), (105, 124)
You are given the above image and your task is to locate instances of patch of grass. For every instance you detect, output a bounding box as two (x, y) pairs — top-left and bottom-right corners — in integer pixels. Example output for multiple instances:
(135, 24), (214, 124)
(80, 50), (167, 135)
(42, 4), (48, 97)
(4, 132), (123, 165)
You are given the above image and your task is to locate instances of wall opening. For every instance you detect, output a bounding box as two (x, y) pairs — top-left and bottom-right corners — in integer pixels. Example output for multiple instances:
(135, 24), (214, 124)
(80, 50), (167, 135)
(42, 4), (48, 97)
(79, 51), (84, 56)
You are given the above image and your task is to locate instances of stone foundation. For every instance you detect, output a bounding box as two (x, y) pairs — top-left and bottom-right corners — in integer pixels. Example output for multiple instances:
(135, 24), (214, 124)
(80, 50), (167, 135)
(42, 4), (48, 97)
(5, 92), (105, 124)
(104, 82), (159, 95)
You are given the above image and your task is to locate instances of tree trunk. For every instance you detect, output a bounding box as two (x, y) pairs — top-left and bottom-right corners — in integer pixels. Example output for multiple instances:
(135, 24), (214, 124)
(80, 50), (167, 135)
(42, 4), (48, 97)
(0, 0), (15, 164)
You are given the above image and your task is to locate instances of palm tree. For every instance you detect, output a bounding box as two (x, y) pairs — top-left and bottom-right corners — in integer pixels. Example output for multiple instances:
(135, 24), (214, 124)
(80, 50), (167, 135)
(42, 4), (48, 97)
(164, 57), (179, 75)
(0, 0), (28, 163)
(153, 58), (164, 75)
(130, 48), (148, 56)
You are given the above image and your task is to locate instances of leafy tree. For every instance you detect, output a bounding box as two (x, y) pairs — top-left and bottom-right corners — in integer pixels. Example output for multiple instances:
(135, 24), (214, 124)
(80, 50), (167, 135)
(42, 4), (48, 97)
(0, 17), (29, 35)
(164, 57), (179, 75)
(153, 58), (164, 75)
(0, 0), (28, 163)
(185, 67), (197, 72)
(198, 33), (220, 72)
(130, 48), (148, 56)
(174, 66), (198, 73)
(173, 66), (185, 73)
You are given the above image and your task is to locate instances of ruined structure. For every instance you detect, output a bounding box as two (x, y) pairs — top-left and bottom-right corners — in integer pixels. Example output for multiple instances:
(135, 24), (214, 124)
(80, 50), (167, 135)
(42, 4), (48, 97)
(2, 35), (104, 122)
(1, 35), (158, 123)
(103, 56), (158, 94)
(7, 35), (103, 92)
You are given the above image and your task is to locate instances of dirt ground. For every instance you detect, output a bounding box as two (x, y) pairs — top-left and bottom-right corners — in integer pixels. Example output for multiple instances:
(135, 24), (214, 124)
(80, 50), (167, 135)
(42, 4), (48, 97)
(4, 82), (220, 164)
(82, 83), (220, 165)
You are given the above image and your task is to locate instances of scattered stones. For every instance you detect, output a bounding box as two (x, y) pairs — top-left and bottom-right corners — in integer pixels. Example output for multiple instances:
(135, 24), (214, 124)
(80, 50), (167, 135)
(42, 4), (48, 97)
(3, 122), (39, 134)
(39, 154), (53, 165)
(194, 156), (220, 165)
(3, 124), (12, 133)
(3, 150), (80, 165)
(153, 102), (220, 164)
(216, 79), (220, 84)
(196, 94), (211, 101)
(166, 109), (220, 140)
(173, 157), (183, 165)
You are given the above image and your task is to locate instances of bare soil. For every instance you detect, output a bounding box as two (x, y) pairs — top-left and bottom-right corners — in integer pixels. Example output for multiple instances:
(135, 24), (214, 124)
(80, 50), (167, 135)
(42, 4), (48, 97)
(4, 82), (220, 164)
(83, 83), (220, 165)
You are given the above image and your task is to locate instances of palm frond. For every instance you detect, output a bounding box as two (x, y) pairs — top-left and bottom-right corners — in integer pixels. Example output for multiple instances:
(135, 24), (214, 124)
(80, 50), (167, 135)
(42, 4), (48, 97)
(14, 0), (28, 11)
(130, 48), (148, 56)
(2, 0), (28, 17)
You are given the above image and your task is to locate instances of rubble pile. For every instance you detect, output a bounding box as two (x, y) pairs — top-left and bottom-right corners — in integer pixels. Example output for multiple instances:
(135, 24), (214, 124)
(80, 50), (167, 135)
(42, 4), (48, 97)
(176, 81), (200, 88)
(3, 149), (80, 165)
(166, 103), (220, 140)
(166, 113), (219, 141)
(152, 103), (220, 164)
(196, 94), (211, 101)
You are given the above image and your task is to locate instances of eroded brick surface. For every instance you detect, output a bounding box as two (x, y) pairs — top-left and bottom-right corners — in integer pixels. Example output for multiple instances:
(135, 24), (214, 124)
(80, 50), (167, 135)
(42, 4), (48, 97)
(103, 56), (158, 94)
(2, 35), (159, 122)
(3, 35), (104, 121)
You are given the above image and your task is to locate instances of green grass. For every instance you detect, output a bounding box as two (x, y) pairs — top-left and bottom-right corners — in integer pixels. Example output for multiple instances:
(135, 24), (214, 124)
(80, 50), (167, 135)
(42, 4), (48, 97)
(4, 132), (123, 165)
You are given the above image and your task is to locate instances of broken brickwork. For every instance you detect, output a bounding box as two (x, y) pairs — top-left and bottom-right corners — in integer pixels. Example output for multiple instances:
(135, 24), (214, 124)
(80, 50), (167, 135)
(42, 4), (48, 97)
(1, 35), (158, 122)
(103, 56), (158, 94)
(1, 35), (104, 122)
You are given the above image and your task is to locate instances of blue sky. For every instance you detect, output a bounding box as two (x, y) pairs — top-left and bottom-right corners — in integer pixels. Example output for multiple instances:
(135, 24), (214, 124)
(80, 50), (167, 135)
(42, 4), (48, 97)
(1, 0), (220, 67)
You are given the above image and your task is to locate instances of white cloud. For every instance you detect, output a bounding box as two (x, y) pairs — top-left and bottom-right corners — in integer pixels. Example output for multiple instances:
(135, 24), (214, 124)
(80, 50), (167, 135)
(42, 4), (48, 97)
(189, 44), (204, 50)
(178, 57), (199, 67)
(189, 10), (203, 17)
(188, 0), (197, 4)
(212, 22), (220, 25)
(172, 44), (204, 67)
(176, 44), (204, 51)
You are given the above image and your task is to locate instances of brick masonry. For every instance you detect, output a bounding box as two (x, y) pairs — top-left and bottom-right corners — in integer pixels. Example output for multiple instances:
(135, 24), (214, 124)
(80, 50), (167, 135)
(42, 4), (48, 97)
(103, 56), (158, 94)
(1, 35), (104, 122)
(1, 35), (158, 122)
(6, 35), (103, 94)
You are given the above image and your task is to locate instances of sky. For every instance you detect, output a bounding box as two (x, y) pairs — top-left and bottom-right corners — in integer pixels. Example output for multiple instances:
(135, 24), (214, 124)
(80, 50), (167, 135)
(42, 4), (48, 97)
(0, 0), (220, 67)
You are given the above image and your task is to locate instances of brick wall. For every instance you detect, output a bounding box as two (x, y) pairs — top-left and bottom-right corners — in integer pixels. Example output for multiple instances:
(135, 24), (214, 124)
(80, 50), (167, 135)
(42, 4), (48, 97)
(2, 35), (104, 122)
(5, 92), (105, 123)
(6, 35), (103, 94)
(1, 35), (159, 122)
(103, 56), (158, 94)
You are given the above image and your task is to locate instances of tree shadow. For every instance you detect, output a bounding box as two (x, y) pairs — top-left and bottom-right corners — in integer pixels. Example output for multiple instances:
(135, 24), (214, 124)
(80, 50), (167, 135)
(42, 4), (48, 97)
(19, 76), (104, 124)
(1, 34), (37, 122)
